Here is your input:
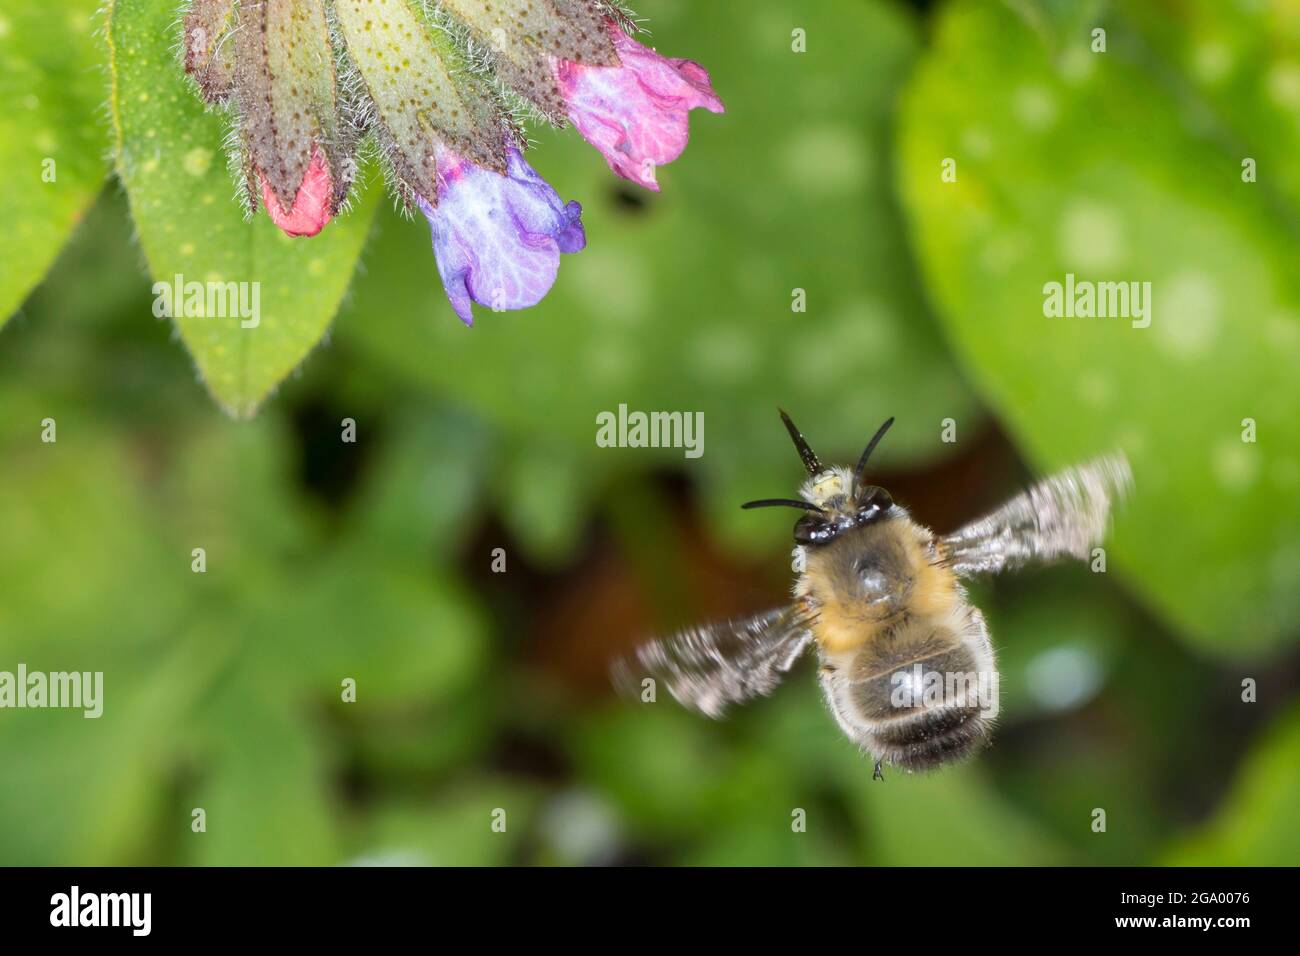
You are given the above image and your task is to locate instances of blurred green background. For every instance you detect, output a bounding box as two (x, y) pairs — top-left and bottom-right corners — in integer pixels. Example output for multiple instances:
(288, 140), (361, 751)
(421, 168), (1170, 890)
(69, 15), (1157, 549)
(2, 0), (1300, 865)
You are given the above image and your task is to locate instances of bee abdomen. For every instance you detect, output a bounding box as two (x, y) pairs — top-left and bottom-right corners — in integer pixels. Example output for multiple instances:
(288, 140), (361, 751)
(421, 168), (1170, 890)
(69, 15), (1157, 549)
(847, 643), (981, 722)
(870, 704), (991, 770)
(871, 699), (981, 746)
(817, 608), (998, 772)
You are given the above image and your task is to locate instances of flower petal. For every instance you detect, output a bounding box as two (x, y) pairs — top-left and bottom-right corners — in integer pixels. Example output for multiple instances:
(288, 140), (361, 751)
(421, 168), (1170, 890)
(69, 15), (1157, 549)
(420, 147), (585, 325)
(556, 25), (725, 190)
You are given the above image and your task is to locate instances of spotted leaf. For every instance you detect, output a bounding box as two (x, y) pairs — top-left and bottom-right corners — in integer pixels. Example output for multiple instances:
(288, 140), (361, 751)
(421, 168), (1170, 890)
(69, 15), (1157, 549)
(108, 0), (380, 417)
(896, 0), (1300, 652)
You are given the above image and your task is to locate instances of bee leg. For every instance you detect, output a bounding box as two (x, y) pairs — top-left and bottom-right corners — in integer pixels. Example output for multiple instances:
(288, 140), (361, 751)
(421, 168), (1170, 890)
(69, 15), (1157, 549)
(873, 758), (885, 781)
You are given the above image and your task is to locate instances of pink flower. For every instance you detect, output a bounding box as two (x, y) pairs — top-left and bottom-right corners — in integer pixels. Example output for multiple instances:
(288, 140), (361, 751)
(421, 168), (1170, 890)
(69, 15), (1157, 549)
(555, 24), (724, 191)
(418, 145), (585, 326)
(259, 148), (334, 238)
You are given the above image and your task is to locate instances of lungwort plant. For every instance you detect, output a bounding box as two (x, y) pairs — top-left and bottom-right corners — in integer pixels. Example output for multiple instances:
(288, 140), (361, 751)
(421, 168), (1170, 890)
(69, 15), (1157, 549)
(38, 0), (730, 416)
(180, 0), (722, 324)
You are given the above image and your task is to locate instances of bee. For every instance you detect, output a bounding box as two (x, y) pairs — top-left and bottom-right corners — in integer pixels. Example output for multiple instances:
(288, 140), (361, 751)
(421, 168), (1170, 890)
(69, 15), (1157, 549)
(613, 411), (1132, 776)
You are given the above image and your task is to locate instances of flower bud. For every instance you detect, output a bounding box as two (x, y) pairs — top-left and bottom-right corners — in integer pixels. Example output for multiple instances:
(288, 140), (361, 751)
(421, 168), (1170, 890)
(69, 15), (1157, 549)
(233, 0), (353, 235)
(260, 148), (334, 238)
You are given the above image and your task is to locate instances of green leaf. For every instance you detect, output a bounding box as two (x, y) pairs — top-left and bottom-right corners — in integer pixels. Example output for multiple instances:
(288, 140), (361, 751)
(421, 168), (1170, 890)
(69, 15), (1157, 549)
(1121, 0), (1300, 213)
(0, 646), (214, 865)
(0, 0), (110, 325)
(845, 762), (1070, 865)
(0, 418), (219, 864)
(337, 0), (981, 557)
(571, 704), (729, 837)
(106, 0), (379, 417)
(896, 0), (1300, 653)
(190, 678), (341, 866)
(0, 399), (489, 863)
(495, 438), (594, 562)
(983, 572), (1129, 722)
(353, 778), (541, 866)
(1166, 702), (1300, 865)
(753, 678), (1069, 864)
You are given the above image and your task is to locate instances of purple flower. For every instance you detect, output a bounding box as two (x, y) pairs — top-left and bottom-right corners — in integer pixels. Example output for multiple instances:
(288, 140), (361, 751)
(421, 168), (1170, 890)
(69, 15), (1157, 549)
(418, 146), (586, 326)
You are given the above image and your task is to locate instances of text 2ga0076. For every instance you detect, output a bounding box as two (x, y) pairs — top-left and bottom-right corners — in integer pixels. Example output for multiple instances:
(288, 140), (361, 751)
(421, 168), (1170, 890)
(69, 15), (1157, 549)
(1191, 892), (1251, 905)
(1121, 891), (1251, 907)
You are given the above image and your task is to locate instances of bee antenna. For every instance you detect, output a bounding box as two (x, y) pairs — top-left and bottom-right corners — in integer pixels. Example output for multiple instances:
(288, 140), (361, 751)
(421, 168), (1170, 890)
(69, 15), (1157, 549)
(741, 498), (825, 513)
(853, 417), (896, 489)
(778, 409), (822, 477)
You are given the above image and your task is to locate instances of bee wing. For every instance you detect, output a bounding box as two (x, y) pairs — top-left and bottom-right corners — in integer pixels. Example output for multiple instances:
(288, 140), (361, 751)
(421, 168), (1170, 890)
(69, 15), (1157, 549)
(612, 607), (814, 719)
(940, 453), (1133, 578)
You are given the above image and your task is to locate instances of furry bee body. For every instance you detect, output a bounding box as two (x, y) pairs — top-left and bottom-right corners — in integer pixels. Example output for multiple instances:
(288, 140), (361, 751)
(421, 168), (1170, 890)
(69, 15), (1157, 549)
(791, 467), (997, 770)
(614, 413), (1131, 776)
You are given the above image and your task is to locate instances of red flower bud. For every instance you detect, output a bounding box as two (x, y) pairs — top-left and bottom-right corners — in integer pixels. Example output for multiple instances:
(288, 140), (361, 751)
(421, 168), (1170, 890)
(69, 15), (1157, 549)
(259, 148), (334, 238)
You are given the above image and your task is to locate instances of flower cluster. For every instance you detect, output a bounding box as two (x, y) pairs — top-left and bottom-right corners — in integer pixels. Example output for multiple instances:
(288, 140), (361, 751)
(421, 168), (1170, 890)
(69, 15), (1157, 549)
(181, 0), (723, 325)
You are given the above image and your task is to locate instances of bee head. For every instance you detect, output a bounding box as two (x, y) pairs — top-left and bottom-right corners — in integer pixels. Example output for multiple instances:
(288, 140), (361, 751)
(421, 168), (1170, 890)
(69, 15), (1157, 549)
(742, 412), (898, 547)
(791, 478), (895, 545)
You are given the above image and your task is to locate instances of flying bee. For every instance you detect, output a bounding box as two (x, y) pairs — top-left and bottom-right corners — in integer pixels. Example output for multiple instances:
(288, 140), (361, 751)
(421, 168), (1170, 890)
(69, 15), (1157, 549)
(613, 411), (1132, 776)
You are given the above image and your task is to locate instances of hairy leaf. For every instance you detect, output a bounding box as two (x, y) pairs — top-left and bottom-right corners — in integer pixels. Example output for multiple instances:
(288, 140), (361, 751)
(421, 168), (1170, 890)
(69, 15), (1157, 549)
(0, 0), (110, 325)
(108, 0), (379, 417)
(334, 0), (507, 201)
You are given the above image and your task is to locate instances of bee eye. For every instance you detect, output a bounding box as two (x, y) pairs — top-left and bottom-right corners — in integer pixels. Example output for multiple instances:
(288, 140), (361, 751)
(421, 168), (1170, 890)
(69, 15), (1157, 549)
(858, 486), (893, 517)
(794, 513), (833, 544)
(793, 514), (821, 544)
